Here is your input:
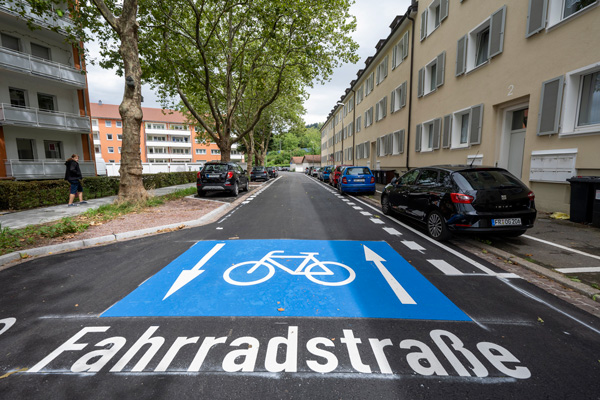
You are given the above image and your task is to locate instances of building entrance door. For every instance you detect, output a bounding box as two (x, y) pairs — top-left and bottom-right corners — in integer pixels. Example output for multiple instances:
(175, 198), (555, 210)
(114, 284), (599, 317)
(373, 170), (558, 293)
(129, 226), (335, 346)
(507, 108), (528, 179)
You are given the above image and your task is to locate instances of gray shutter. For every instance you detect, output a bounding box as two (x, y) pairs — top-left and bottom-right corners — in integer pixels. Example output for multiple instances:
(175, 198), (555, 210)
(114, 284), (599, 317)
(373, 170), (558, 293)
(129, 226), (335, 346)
(415, 124), (422, 152)
(489, 6), (506, 59)
(418, 67), (424, 98)
(456, 35), (467, 76)
(399, 129), (405, 154)
(469, 104), (484, 145)
(433, 118), (441, 150)
(402, 31), (409, 60)
(364, 111), (367, 128)
(526, 0), (547, 38)
(376, 136), (381, 156)
(442, 114), (452, 148)
(366, 142), (370, 158)
(436, 51), (446, 88)
(420, 10), (427, 41)
(401, 81), (407, 108)
(537, 76), (564, 135)
(440, 0), (449, 22)
(383, 96), (387, 118)
(390, 90), (396, 113)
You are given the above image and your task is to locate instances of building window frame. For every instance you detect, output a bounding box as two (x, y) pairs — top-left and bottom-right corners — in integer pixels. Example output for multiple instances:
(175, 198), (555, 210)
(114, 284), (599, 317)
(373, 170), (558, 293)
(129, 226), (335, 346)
(559, 62), (600, 136)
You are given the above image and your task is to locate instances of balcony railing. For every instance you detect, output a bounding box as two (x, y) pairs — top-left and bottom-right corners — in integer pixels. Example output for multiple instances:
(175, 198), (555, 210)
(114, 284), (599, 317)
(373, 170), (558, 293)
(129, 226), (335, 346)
(0, 47), (86, 87)
(146, 140), (191, 148)
(0, 0), (75, 33)
(0, 104), (90, 133)
(4, 159), (97, 180)
(145, 128), (191, 136)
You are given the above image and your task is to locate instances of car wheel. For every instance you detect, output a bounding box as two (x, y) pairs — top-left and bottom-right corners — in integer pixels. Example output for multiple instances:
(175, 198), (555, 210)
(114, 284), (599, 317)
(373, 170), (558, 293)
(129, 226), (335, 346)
(243, 180), (249, 192)
(381, 195), (391, 215)
(427, 210), (451, 241)
(231, 182), (239, 197)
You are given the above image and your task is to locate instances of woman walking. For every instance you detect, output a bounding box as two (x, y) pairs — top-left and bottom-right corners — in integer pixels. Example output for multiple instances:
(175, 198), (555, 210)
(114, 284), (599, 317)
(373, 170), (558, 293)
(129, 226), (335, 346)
(64, 154), (87, 206)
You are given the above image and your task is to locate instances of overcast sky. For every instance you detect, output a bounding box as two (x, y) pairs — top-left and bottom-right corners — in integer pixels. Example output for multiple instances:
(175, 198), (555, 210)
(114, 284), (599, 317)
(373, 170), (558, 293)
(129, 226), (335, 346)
(85, 0), (413, 126)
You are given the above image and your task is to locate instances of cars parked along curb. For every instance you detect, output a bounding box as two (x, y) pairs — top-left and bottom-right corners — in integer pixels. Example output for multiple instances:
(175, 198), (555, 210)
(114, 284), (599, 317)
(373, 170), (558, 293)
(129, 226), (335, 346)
(197, 162), (249, 197)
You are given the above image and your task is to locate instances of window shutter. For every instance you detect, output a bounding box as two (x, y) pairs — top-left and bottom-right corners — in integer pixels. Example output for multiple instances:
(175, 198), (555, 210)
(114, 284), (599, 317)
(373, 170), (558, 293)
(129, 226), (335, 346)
(433, 118), (441, 150)
(440, 0), (449, 22)
(442, 114), (452, 148)
(418, 67), (424, 98)
(469, 104), (484, 145)
(526, 0), (547, 38)
(489, 6), (506, 59)
(537, 76), (564, 135)
(456, 35), (467, 76)
(366, 142), (370, 158)
(402, 31), (409, 60)
(384, 55), (389, 78)
(391, 90), (396, 113)
(376, 136), (381, 157)
(392, 45), (398, 70)
(399, 129), (405, 154)
(436, 51), (446, 88)
(364, 111), (368, 128)
(383, 96), (387, 118)
(401, 81), (407, 108)
(421, 10), (427, 41)
(416, 124), (422, 152)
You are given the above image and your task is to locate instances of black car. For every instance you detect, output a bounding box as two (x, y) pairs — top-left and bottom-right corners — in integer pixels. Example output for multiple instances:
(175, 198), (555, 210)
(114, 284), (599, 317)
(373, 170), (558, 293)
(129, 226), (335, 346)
(381, 166), (537, 241)
(266, 166), (278, 178)
(197, 162), (249, 197)
(250, 166), (270, 182)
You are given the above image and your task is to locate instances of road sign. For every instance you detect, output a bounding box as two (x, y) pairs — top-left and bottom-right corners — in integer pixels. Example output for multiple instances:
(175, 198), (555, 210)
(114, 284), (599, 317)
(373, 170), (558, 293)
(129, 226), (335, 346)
(101, 240), (470, 321)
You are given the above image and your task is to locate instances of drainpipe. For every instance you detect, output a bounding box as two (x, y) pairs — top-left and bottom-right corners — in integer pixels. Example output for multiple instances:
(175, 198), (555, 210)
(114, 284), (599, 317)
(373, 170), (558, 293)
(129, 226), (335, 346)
(406, 2), (417, 171)
(352, 89), (356, 166)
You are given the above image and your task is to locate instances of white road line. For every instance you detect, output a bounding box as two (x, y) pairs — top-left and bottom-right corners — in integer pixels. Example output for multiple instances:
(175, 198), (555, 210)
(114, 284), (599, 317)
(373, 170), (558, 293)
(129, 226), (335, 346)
(427, 259), (463, 275)
(402, 241), (426, 252)
(353, 197), (498, 275)
(522, 234), (600, 262)
(555, 267), (600, 273)
(353, 206), (363, 210)
(383, 227), (402, 236)
(360, 211), (372, 216)
(370, 218), (385, 225)
(347, 202), (356, 205)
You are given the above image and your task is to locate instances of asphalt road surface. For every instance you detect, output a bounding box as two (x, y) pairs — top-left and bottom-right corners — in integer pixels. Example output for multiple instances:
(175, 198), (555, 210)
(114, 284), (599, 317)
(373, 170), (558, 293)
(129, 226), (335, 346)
(1, 172), (599, 399)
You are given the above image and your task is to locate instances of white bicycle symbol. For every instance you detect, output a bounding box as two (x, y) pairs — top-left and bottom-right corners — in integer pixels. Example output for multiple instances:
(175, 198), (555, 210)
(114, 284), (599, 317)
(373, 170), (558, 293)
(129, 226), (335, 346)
(223, 251), (356, 286)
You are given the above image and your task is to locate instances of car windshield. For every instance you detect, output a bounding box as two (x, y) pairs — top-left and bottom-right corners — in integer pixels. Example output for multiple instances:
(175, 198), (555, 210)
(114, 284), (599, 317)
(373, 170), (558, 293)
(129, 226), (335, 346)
(203, 164), (228, 173)
(346, 167), (371, 175)
(252, 166), (265, 171)
(456, 170), (523, 190)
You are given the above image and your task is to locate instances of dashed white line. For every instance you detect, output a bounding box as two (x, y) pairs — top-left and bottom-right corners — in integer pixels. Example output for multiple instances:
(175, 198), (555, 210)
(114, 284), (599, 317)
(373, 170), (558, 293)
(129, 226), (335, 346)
(360, 211), (372, 216)
(370, 218), (385, 225)
(555, 267), (600, 273)
(427, 259), (463, 275)
(383, 227), (402, 236)
(402, 241), (426, 252)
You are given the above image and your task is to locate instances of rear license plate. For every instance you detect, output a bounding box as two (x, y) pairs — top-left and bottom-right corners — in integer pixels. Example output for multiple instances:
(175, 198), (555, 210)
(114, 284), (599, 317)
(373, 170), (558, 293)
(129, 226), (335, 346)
(354, 179), (365, 182)
(208, 174), (220, 178)
(492, 218), (521, 226)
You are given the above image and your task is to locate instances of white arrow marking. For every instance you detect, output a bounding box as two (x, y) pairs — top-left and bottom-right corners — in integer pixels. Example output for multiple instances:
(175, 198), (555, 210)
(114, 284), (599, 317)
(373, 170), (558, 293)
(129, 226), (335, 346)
(363, 245), (416, 305)
(163, 243), (226, 300)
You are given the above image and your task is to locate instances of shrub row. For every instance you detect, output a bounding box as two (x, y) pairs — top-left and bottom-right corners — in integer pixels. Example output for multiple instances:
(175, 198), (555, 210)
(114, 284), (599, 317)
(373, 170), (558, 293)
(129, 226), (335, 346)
(0, 171), (197, 211)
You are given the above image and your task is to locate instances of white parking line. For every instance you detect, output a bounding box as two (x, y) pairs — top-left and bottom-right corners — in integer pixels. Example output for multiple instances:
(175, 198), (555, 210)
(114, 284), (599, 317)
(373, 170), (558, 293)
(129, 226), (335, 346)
(555, 267), (600, 273)
(383, 227), (402, 236)
(523, 235), (600, 262)
(360, 211), (372, 216)
(370, 218), (385, 225)
(402, 241), (426, 252)
(428, 259), (463, 275)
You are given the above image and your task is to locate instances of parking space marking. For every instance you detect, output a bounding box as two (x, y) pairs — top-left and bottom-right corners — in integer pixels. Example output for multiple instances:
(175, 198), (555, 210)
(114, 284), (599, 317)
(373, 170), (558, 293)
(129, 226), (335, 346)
(353, 206), (363, 210)
(428, 259), (463, 275)
(360, 211), (372, 216)
(383, 227), (402, 236)
(402, 241), (426, 252)
(555, 267), (600, 273)
(370, 218), (385, 225)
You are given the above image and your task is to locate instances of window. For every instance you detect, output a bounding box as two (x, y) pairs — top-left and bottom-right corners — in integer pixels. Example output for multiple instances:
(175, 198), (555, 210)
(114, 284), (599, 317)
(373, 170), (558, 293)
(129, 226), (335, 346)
(415, 118), (441, 152)
(364, 107), (374, 128)
(116, 121), (122, 128)
(1, 33), (20, 51)
(376, 56), (389, 85)
(375, 96), (388, 122)
(31, 43), (50, 60)
(44, 140), (62, 159)
(37, 93), (55, 111)
(377, 133), (395, 156)
(94, 145), (101, 153)
(415, 169), (439, 185)
(118, 147), (122, 153)
(391, 82), (407, 113)
(92, 119), (98, 127)
(578, 70), (600, 127)
(357, 85), (364, 104)
(365, 73), (375, 96)
(108, 147), (114, 153)
(442, 104), (484, 148)
(107, 134), (113, 140)
(211, 149), (221, 155)
(16, 138), (35, 160)
(348, 96), (354, 113)
(171, 125), (185, 130)
(105, 120), (112, 127)
(356, 116), (362, 133)
(529, 0), (599, 35)
(421, 0), (449, 40)
(418, 52), (445, 97)
(9, 88), (27, 107)
(117, 134), (123, 140)
(392, 31), (409, 69)
(393, 130), (405, 154)
(456, 6), (506, 76)
(195, 149), (206, 155)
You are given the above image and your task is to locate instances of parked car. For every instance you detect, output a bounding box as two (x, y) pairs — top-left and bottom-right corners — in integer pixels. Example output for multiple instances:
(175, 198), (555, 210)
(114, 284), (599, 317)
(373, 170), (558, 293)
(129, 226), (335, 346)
(251, 166), (270, 182)
(311, 167), (320, 177)
(318, 165), (333, 181)
(197, 161), (249, 197)
(330, 165), (352, 187)
(266, 166), (278, 178)
(380, 166), (537, 241)
(338, 166), (376, 195)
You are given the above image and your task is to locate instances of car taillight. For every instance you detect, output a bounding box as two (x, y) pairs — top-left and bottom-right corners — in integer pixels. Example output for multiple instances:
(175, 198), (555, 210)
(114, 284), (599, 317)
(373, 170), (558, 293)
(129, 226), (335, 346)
(451, 193), (474, 204)
(342, 177), (347, 184)
(197, 171), (201, 179)
(370, 177), (375, 183)
(226, 171), (234, 179)
(528, 191), (535, 201)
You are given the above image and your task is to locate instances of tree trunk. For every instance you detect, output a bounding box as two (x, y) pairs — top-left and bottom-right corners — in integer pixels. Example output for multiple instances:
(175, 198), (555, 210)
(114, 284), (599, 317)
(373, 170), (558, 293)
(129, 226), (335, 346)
(116, 0), (147, 204)
(242, 131), (254, 175)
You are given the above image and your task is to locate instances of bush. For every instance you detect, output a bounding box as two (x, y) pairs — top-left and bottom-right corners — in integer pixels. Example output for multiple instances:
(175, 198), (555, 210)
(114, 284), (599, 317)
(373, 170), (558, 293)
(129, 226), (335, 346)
(0, 171), (197, 211)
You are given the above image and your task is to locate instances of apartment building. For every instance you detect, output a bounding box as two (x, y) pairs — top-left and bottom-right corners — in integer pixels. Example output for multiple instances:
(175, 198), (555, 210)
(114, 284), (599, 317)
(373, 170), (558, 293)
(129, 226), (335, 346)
(90, 102), (244, 165)
(321, 0), (600, 213)
(0, 1), (96, 180)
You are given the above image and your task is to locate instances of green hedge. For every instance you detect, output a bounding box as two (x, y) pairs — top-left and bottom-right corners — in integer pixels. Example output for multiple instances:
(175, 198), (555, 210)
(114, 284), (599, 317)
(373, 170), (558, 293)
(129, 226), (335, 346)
(0, 171), (197, 211)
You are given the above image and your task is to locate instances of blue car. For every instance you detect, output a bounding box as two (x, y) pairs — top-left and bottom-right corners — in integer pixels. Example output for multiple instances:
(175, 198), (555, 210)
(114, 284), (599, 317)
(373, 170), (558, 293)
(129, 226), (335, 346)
(338, 166), (376, 195)
(320, 165), (333, 182)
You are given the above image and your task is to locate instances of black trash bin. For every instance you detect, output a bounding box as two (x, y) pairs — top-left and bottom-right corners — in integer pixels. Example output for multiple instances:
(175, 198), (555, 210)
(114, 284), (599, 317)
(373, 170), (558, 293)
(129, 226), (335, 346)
(567, 176), (600, 224)
(592, 181), (600, 228)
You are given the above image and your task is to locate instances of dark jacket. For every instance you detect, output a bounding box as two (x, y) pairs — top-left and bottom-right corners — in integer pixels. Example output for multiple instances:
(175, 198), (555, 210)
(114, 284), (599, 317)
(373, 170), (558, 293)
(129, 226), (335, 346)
(64, 159), (82, 181)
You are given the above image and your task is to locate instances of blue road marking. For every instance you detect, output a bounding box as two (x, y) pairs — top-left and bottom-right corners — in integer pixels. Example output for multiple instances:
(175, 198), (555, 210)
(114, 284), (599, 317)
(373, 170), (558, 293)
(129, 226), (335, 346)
(101, 240), (470, 321)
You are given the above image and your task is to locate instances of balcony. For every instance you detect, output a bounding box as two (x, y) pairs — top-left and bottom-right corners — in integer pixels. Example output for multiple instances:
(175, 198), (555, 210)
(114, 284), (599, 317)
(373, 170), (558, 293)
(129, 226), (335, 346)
(147, 153), (191, 160)
(146, 140), (191, 148)
(4, 159), (97, 180)
(0, 0), (75, 33)
(145, 128), (191, 136)
(0, 47), (86, 87)
(0, 104), (90, 133)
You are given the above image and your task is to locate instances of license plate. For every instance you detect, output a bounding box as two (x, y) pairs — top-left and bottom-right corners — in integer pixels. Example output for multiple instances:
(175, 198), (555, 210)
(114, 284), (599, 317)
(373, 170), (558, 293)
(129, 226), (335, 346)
(492, 218), (521, 226)
(208, 174), (220, 178)
(354, 179), (365, 182)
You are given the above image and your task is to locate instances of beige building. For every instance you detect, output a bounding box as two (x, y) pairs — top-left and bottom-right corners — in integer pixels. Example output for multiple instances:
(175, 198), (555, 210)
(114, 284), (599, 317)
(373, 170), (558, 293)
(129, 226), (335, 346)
(321, 0), (600, 213)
